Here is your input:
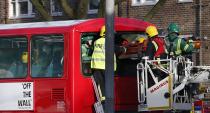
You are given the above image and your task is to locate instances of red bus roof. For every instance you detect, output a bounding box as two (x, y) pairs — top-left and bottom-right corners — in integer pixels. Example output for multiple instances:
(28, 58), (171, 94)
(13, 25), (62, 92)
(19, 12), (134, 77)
(0, 17), (153, 35)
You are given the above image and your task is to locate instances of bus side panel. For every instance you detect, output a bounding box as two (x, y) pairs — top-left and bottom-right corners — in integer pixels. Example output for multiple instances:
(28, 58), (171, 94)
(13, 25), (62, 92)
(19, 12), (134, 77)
(34, 80), (67, 113)
(65, 32), (73, 113)
(115, 76), (138, 111)
(71, 31), (95, 113)
(33, 32), (69, 113)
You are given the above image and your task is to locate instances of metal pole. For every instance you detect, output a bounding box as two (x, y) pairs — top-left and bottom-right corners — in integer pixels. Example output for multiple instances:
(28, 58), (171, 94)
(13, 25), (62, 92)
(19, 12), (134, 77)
(195, 0), (202, 65)
(105, 0), (115, 112)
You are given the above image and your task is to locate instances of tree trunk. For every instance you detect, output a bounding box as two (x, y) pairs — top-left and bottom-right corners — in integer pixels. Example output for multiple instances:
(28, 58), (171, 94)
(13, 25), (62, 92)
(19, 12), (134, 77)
(98, 0), (105, 17)
(30, 0), (52, 21)
(143, 0), (167, 21)
(76, 0), (89, 19)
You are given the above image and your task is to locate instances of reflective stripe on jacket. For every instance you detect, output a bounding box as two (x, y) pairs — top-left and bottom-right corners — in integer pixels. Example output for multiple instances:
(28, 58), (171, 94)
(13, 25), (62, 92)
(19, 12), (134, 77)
(172, 38), (194, 56)
(91, 37), (116, 70)
(151, 37), (167, 58)
(175, 38), (182, 55)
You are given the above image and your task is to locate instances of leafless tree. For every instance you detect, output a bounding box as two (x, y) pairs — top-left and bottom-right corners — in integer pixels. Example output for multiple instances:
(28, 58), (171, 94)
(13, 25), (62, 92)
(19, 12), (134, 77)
(30, 0), (167, 21)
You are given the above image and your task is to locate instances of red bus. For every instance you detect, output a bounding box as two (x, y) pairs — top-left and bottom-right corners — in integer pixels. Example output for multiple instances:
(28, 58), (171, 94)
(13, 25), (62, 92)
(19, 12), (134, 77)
(0, 18), (152, 113)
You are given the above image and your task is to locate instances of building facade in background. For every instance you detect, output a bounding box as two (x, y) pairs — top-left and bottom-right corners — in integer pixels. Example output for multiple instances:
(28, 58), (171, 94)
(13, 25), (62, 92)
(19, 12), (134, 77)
(0, 0), (210, 65)
(0, 0), (99, 23)
(0, 0), (8, 23)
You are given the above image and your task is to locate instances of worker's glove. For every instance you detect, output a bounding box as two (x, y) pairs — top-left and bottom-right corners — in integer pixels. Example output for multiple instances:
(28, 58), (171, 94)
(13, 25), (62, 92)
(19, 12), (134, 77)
(122, 46), (127, 54)
(188, 39), (195, 48)
(116, 46), (127, 54)
(188, 39), (193, 43)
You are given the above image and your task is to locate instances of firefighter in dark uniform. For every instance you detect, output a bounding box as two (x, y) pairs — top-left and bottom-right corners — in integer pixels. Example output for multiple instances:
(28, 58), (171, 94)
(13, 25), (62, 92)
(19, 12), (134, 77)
(145, 26), (168, 85)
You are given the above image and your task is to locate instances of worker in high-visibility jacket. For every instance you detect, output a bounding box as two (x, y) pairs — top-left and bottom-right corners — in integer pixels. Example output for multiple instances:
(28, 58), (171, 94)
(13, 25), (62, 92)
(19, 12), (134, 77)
(166, 23), (194, 57)
(81, 36), (94, 74)
(145, 25), (168, 86)
(145, 26), (167, 60)
(91, 25), (117, 102)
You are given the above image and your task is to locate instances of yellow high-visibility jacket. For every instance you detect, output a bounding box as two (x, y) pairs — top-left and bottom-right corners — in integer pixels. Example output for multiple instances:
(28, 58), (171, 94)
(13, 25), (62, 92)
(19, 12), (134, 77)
(91, 37), (116, 71)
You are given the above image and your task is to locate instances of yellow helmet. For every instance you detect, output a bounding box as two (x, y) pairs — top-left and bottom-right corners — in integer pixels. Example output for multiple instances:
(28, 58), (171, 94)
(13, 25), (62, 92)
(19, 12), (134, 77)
(21, 52), (28, 63)
(137, 37), (145, 43)
(100, 25), (105, 37)
(146, 26), (158, 38)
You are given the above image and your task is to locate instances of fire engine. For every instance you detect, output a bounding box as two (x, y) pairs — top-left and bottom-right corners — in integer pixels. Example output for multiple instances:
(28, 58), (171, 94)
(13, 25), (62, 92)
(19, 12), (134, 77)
(0, 17), (209, 113)
(137, 56), (210, 113)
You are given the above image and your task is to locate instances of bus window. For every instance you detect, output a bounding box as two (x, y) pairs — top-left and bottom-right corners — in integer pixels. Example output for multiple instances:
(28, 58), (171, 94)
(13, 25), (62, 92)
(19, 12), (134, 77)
(115, 32), (147, 76)
(81, 33), (97, 76)
(0, 37), (27, 78)
(31, 34), (64, 78)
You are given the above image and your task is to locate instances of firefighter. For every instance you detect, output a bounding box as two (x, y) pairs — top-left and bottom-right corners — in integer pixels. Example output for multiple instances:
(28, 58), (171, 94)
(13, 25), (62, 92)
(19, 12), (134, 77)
(145, 26), (168, 85)
(137, 37), (146, 58)
(91, 25), (117, 102)
(145, 25), (167, 60)
(166, 23), (194, 57)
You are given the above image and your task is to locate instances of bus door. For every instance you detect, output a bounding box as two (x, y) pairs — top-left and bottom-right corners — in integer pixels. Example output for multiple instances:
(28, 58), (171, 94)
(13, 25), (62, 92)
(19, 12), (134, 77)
(80, 31), (147, 111)
(31, 34), (66, 113)
(114, 32), (147, 111)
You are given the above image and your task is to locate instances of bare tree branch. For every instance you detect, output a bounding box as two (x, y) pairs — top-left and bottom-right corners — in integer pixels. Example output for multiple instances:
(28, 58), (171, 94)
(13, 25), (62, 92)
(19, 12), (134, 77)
(98, 0), (105, 17)
(76, 0), (89, 19)
(30, 0), (128, 20)
(30, 0), (52, 21)
(143, 0), (167, 21)
(59, 0), (75, 18)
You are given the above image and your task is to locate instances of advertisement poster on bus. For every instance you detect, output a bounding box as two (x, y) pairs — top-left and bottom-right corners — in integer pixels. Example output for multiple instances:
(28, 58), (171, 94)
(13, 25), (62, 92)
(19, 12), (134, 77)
(0, 82), (33, 110)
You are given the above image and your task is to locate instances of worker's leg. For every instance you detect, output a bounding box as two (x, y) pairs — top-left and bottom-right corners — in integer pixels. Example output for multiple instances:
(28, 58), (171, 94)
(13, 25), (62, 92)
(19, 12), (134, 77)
(93, 69), (105, 101)
(148, 72), (155, 88)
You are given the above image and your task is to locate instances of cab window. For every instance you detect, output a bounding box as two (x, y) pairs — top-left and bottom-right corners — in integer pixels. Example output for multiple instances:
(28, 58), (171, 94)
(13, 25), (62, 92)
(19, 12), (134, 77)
(0, 36), (28, 78)
(80, 32), (147, 77)
(31, 34), (64, 78)
(81, 33), (97, 76)
(115, 32), (147, 76)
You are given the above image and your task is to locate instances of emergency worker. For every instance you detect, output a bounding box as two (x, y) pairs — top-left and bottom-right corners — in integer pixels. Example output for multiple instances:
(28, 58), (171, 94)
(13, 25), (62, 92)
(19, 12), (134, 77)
(145, 26), (167, 60)
(82, 36), (94, 74)
(166, 23), (194, 57)
(91, 25), (117, 102)
(145, 26), (168, 85)
(137, 37), (145, 44)
(137, 37), (147, 58)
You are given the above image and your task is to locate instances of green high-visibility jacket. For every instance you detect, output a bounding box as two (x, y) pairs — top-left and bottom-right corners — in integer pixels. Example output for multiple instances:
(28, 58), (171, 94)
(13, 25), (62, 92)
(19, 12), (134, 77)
(91, 37), (116, 71)
(82, 44), (91, 62)
(169, 37), (194, 56)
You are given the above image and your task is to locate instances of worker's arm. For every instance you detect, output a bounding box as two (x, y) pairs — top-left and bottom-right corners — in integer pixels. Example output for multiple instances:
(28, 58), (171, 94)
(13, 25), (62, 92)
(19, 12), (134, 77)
(115, 45), (127, 56)
(180, 39), (194, 53)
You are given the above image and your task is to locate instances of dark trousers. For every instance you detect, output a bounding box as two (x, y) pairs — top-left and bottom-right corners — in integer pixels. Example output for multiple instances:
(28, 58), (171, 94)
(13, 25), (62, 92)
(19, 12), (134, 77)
(93, 69), (105, 97)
